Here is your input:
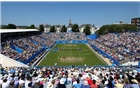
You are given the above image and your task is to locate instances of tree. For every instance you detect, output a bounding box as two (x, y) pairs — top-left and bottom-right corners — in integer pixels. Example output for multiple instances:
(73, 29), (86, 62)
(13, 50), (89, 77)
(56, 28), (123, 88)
(95, 30), (100, 36)
(25, 24), (35, 29)
(30, 24), (35, 29)
(39, 24), (44, 32)
(97, 24), (138, 36)
(83, 25), (91, 35)
(50, 26), (56, 32)
(1, 25), (8, 29)
(97, 25), (109, 35)
(127, 24), (137, 31)
(61, 25), (67, 32)
(25, 26), (30, 29)
(7, 24), (16, 29)
(72, 24), (79, 32)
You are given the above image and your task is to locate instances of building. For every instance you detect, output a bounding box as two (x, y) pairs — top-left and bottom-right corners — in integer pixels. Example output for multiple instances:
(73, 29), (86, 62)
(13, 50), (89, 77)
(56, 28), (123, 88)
(44, 24), (63, 32)
(79, 24), (97, 34)
(54, 24), (63, 33)
(44, 19), (97, 33)
(43, 24), (52, 32)
(67, 18), (73, 32)
(113, 21), (124, 24)
(131, 17), (140, 30)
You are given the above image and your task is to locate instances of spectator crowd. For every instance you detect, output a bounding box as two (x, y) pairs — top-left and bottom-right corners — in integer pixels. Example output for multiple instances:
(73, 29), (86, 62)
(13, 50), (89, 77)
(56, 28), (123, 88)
(1, 31), (140, 88)
(1, 32), (56, 65)
(0, 66), (140, 88)
(89, 32), (140, 63)
(1, 32), (87, 65)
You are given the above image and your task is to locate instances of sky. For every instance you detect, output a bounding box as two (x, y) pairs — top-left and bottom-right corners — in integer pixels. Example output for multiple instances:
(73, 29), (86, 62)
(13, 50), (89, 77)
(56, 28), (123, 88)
(1, 1), (140, 27)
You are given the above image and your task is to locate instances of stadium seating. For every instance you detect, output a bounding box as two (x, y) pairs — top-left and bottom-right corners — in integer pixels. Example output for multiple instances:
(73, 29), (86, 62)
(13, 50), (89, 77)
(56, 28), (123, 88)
(1, 31), (140, 88)
(1, 32), (88, 65)
(1, 31), (140, 66)
(89, 32), (140, 64)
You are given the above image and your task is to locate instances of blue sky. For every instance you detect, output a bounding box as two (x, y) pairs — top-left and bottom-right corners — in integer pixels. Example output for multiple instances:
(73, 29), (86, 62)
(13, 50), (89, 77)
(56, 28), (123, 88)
(1, 1), (140, 27)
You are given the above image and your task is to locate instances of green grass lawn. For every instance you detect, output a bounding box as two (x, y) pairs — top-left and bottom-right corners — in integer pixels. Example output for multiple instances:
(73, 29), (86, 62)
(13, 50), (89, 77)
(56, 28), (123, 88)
(37, 44), (107, 66)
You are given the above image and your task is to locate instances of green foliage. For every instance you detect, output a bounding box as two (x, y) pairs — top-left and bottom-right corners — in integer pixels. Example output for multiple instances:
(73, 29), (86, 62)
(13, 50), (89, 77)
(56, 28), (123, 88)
(61, 25), (67, 32)
(1, 25), (8, 29)
(96, 24), (137, 36)
(1, 24), (16, 29)
(50, 26), (56, 32)
(83, 25), (91, 35)
(7, 24), (16, 29)
(72, 24), (79, 32)
(25, 24), (35, 29)
(30, 24), (35, 29)
(39, 24), (44, 32)
(1, 24), (36, 29)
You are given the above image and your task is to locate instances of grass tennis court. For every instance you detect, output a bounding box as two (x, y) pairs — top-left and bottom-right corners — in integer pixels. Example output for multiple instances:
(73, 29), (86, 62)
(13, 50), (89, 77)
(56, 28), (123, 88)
(37, 44), (107, 66)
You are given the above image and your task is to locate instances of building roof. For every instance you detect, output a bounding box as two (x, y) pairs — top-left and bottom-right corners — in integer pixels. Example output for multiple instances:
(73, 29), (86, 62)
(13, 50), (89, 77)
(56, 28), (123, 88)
(80, 24), (95, 28)
(67, 24), (73, 28)
(44, 24), (52, 28)
(0, 29), (39, 33)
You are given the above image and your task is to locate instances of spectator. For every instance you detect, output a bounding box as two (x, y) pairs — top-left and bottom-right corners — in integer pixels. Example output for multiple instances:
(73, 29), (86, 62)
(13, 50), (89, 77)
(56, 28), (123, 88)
(73, 79), (82, 88)
(32, 81), (40, 88)
(25, 76), (32, 88)
(47, 79), (55, 88)
(114, 79), (123, 88)
(107, 76), (115, 88)
(81, 81), (90, 88)
(2, 78), (9, 88)
(90, 79), (98, 88)
(57, 79), (66, 88)
(137, 78), (140, 88)
(79, 77), (85, 85)
(18, 83), (24, 88)
(87, 76), (93, 85)
(7, 80), (16, 88)
(131, 79), (139, 88)
(123, 78), (132, 88)
(98, 79), (106, 88)
(38, 82), (44, 88)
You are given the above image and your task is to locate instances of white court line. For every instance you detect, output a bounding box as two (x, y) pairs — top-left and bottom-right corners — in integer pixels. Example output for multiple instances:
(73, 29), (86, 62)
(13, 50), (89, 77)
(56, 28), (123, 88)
(76, 45), (85, 59)
(70, 44), (72, 58)
(81, 44), (85, 59)
(57, 45), (62, 59)
(58, 45), (64, 59)
(60, 44), (65, 59)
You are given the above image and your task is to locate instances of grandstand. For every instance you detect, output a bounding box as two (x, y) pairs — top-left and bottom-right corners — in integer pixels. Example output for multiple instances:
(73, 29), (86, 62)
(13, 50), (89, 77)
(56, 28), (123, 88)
(1, 29), (140, 67)
(1, 29), (140, 88)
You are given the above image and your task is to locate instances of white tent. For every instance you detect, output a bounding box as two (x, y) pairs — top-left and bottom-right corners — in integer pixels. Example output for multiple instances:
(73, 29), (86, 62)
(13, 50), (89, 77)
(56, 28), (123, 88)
(0, 29), (39, 33)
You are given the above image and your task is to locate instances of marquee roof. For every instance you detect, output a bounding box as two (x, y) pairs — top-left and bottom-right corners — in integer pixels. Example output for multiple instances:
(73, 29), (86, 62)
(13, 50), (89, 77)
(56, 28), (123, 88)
(0, 29), (39, 33)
